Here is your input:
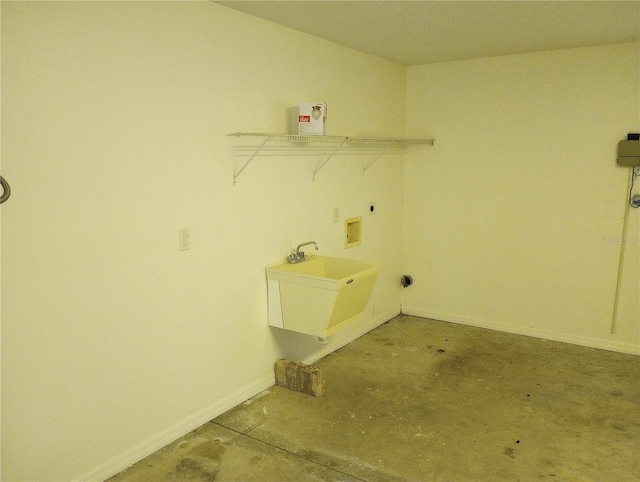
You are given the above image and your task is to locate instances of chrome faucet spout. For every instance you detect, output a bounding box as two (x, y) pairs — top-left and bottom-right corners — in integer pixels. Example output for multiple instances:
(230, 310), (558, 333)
(287, 241), (319, 264)
(296, 241), (319, 254)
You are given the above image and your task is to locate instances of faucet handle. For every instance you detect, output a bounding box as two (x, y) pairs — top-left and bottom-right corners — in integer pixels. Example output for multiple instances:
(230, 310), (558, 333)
(287, 250), (306, 264)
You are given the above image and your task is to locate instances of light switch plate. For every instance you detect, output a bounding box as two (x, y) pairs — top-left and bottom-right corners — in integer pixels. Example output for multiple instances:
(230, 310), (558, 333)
(179, 228), (190, 251)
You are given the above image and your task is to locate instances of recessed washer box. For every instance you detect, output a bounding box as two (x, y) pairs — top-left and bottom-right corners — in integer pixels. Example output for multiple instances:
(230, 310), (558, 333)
(344, 217), (362, 248)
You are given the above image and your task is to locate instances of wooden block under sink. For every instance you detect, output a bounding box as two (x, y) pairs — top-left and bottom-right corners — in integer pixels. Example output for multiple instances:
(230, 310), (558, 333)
(274, 359), (325, 397)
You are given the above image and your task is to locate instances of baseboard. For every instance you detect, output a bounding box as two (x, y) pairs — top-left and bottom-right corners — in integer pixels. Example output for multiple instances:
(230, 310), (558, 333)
(74, 307), (400, 482)
(301, 305), (401, 366)
(402, 306), (640, 356)
(73, 372), (275, 482)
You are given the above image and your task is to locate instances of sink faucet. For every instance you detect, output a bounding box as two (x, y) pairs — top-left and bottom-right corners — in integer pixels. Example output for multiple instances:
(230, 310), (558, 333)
(288, 241), (318, 264)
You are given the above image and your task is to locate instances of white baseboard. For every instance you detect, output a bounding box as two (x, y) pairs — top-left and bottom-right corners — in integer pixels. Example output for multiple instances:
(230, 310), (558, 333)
(72, 304), (635, 481)
(301, 305), (401, 366)
(73, 372), (275, 482)
(75, 306), (401, 482)
(402, 306), (640, 356)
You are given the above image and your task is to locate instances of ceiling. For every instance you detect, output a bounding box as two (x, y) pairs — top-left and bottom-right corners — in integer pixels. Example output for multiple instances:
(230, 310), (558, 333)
(215, 1), (640, 66)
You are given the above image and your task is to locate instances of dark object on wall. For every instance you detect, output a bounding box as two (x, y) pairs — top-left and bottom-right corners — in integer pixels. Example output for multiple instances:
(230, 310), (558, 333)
(0, 176), (10, 204)
(401, 275), (413, 288)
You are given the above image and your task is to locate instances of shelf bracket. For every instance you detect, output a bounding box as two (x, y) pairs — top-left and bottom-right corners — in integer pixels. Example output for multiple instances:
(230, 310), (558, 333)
(233, 136), (270, 185)
(362, 140), (396, 174)
(312, 138), (348, 180)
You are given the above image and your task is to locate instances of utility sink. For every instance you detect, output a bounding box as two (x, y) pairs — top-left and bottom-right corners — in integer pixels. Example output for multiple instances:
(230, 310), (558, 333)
(266, 255), (381, 337)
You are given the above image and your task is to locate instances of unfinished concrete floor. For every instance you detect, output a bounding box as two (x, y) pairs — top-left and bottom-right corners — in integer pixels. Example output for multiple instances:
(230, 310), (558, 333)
(108, 315), (640, 481)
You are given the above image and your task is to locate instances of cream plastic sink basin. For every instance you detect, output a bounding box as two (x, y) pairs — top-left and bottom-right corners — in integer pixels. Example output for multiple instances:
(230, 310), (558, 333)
(266, 255), (381, 337)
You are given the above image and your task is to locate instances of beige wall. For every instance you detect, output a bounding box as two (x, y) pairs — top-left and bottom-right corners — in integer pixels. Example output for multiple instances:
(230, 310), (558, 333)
(1, 2), (406, 480)
(2, 2), (638, 481)
(403, 43), (640, 354)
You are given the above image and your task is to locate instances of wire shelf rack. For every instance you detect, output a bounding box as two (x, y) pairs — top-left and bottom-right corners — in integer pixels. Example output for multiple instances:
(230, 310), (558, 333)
(227, 132), (435, 184)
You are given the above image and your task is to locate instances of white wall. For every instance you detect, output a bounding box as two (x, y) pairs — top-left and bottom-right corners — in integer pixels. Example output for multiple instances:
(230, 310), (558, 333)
(3, 3), (638, 481)
(0, 3), (407, 480)
(403, 43), (640, 354)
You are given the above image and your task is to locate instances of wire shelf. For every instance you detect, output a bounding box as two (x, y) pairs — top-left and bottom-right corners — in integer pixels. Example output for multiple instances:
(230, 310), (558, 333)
(227, 132), (435, 184)
(228, 132), (434, 145)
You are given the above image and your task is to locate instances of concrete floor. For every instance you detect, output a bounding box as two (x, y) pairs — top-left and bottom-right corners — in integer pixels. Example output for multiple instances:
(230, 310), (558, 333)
(108, 315), (640, 481)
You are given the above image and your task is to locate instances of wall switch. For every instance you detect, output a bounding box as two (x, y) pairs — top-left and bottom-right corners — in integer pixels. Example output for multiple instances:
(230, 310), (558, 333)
(179, 228), (190, 251)
(368, 202), (376, 216)
(333, 207), (339, 223)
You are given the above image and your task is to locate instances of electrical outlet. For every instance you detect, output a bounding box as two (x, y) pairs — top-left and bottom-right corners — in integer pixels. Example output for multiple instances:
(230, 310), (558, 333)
(179, 228), (190, 251)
